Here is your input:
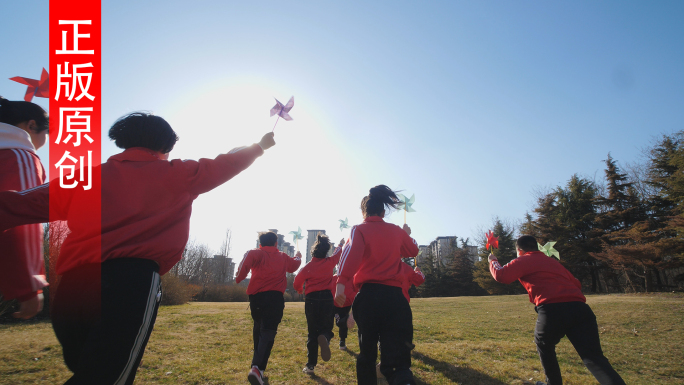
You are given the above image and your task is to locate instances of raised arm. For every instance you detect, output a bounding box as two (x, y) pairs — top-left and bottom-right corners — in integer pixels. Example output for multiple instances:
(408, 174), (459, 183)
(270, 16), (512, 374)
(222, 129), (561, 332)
(488, 254), (533, 284)
(182, 133), (275, 196)
(400, 224), (419, 259)
(329, 239), (346, 265)
(286, 251), (302, 273)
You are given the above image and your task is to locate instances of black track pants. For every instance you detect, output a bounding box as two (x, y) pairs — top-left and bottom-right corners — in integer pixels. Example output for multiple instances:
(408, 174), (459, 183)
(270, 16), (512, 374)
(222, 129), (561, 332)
(334, 305), (351, 340)
(249, 291), (284, 371)
(51, 258), (162, 385)
(304, 290), (335, 366)
(352, 283), (415, 385)
(534, 301), (625, 385)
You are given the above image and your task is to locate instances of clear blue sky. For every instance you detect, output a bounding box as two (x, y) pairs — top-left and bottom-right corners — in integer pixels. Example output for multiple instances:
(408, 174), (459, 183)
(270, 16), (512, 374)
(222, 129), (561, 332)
(2, 1), (683, 263)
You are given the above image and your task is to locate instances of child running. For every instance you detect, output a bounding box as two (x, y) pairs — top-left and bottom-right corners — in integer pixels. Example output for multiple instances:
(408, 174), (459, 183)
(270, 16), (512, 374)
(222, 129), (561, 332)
(489, 235), (625, 385)
(236, 231), (302, 385)
(0, 96), (49, 320)
(332, 272), (357, 351)
(293, 234), (345, 374)
(0, 112), (275, 385)
(335, 185), (420, 385)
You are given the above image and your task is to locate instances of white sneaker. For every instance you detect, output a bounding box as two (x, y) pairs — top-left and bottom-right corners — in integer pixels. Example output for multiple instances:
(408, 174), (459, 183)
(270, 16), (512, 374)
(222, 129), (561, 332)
(302, 364), (315, 374)
(248, 366), (263, 385)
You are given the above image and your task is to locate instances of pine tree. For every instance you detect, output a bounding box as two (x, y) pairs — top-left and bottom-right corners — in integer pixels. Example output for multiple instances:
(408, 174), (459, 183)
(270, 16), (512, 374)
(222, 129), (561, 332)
(417, 251), (443, 297)
(473, 219), (525, 295)
(554, 175), (603, 292)
(592, 154), (657, 291)
(443, 238), (484, 296)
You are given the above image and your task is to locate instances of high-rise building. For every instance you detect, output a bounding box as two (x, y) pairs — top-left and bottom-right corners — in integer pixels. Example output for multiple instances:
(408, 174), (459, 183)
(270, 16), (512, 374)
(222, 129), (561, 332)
(202, 255), (235, 284)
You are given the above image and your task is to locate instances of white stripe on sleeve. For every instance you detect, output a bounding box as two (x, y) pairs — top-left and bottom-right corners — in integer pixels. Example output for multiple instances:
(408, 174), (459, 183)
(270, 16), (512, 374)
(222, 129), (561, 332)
(337, 227), (356, 275)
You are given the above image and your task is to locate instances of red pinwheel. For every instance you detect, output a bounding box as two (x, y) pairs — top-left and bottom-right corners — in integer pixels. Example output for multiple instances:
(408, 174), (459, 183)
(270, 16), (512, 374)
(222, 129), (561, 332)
(485, 230), (499, 251)
(10, 68), (49, 102)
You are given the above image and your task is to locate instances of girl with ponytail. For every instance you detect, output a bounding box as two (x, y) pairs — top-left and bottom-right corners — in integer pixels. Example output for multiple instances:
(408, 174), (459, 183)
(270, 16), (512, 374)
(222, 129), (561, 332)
(0, 97), (49, 320)
(293, 233), (345, 374)
(335, 185), (420, 385)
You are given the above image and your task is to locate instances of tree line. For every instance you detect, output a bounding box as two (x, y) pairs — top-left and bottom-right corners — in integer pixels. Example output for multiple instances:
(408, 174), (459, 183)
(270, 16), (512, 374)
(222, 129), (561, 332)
(415, 132), (684, 296)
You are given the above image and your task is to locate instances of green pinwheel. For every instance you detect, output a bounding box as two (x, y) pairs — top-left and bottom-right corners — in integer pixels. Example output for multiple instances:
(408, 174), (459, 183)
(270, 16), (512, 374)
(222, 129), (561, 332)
(397, 193), (416, 224)
(538, 241), (560, 260)
(339, 218), (350, 232)
(289, 227), (304, 250)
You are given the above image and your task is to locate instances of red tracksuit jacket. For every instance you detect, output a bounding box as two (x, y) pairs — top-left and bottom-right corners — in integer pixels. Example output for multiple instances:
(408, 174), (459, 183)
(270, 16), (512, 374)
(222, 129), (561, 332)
(489, 251), (586, 306)
(337, 216), (419, 291)
(0, 123), (47, 301)
(293, 245), (343, 295)
(235, 246), (301, 295)
(400, 263), (425, 303)
(0, 144), (264, 275)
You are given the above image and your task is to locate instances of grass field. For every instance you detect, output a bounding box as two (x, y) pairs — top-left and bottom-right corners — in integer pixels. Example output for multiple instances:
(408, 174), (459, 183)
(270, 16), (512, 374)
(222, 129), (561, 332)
(1, 293), (683, 384)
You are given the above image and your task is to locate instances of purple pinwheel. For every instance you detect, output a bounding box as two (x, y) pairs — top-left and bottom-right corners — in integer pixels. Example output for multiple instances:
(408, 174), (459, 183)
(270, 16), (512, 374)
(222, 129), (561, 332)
(270, 96), (294, 132)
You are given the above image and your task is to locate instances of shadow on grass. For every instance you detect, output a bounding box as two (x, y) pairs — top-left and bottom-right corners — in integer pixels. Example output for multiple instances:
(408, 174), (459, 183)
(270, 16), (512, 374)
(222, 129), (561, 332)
(412, 351), (508, 385)
(309, 374), (334, 385)
(344, 348), (359, 358)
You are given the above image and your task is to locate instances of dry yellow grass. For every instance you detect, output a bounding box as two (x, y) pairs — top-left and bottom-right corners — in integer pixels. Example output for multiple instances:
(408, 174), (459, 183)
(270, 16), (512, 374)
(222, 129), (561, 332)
(1, 293), (682, 384)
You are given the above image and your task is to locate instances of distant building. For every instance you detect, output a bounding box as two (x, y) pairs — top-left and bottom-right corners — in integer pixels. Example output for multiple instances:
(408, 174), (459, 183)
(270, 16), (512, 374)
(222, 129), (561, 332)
(202, 254), (235, 284)
(464, 245), (479, 263)
(417, 245), (429, 263)
(418, 236), (479, 266)
(430, 236), (457, 265)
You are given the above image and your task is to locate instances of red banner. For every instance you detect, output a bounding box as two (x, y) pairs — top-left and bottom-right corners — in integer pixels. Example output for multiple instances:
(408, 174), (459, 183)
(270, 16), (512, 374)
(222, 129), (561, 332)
(49, 1), (101, 275)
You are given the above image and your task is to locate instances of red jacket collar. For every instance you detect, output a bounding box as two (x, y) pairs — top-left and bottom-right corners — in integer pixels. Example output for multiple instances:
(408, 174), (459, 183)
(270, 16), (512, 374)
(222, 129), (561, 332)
(109, 147), (165, 162)
(363, 216), (385, 223)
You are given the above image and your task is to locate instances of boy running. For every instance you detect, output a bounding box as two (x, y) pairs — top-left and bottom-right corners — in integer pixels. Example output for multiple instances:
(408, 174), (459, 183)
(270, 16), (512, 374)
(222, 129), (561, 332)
(488, 235), (625, 385)
(236, 231), (302, 385)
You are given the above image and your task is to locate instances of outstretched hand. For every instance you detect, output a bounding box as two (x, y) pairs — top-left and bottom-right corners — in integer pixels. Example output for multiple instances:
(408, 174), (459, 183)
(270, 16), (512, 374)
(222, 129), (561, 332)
(339, 238), (346, 247)
(335, 283), (347, 307)
(488, 253), (497, 262)
(259, 132), (276, 150)
(295, 251), (302, 259)
(13, 293), (43, 320)
(402, 223), (411, 235)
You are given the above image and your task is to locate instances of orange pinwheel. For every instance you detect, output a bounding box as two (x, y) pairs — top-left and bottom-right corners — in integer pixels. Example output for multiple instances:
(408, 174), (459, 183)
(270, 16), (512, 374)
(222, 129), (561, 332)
(485, 230), (499, 251)
(10, 68), (49, 102)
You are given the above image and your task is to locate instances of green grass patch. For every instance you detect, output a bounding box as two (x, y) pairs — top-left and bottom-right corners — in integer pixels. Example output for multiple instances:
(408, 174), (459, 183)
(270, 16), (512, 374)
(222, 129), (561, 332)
(1, 294), (682, 384)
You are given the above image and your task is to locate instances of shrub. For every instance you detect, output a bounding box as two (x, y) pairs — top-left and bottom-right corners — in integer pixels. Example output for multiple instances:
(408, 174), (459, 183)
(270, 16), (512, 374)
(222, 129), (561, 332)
(161, 274), (196, 306)
(201, 284), (249, 302)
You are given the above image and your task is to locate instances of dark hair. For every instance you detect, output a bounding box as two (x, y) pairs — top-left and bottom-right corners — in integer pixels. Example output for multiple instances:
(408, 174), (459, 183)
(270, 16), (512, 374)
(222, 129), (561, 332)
(259, 231), (278, 247)
(311, 233), (331, 259)
(0, 96), (49, 132)
(108, 112), (178, 153)
(361, 185), (401, 217)
(516, 235), (539, 252)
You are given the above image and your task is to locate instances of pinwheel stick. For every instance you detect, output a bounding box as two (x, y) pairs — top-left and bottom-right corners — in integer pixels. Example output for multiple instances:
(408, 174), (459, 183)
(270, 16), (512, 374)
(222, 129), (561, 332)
(271, 115), (280, 133)
(404, 210), (407, 224)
